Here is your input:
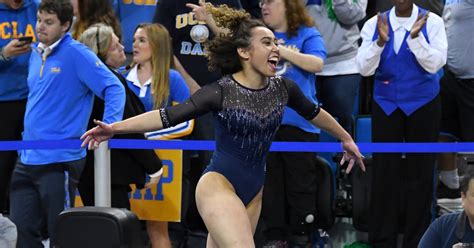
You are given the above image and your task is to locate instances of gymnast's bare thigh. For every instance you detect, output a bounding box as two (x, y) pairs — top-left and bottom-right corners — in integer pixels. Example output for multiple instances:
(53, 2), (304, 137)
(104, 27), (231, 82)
(195, 172), (263, 248)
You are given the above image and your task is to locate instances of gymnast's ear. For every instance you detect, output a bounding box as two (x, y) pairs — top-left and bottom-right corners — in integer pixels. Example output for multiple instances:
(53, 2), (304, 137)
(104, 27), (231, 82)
(237, 47), (250, 60)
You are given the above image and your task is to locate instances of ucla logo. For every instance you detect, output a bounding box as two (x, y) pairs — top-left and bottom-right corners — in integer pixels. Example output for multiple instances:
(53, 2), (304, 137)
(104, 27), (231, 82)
(0, 22), (36, 41)
(50, 67), (61, 73)
(95, 60), (103, 67)
(180, 41), (207, 56)
(131, 159), (174, 201)
(175, 13), (206, 30)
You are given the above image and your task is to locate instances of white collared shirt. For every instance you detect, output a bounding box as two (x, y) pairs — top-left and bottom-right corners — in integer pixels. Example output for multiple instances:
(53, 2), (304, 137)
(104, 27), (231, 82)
(37, 36), (63, 60)
(126, 65), (152, 97)
(356, 4), (447, 76)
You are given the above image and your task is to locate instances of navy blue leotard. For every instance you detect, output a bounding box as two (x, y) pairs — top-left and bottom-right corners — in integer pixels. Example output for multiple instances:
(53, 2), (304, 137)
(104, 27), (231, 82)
(160, 75), (320, 205)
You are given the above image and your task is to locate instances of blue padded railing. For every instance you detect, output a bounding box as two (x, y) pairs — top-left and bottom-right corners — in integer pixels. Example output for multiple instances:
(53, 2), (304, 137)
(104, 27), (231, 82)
(0, 139), (473, 153)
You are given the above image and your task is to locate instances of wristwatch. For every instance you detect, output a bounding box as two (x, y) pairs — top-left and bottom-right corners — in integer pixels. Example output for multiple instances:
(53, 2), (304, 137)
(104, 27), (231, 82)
(0, 46), (10, 62)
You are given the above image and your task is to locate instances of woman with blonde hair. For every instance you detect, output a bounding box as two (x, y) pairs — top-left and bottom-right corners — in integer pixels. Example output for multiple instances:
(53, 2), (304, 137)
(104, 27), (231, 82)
(126, 23), (191, 113)
(78, 23), (166, 248)
(125, 23), (193, 248)
(78, 23), (163, 205)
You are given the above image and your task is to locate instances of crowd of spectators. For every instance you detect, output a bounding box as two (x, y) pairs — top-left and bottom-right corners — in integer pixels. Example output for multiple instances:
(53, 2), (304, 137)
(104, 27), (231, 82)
(0, 0), (473, 247)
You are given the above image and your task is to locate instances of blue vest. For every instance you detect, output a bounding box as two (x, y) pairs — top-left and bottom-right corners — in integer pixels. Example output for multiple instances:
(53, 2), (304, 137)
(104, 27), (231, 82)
(372, 8), (439, 116)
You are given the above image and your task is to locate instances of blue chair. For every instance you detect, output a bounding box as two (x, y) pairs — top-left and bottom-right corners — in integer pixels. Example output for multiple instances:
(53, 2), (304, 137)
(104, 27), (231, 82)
(354, 115), (372, 159)
(351, 115), (373, 231)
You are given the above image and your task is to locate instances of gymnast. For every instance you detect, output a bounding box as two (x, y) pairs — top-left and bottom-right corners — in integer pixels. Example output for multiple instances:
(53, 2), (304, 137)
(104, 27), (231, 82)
(81, 5), (365, 248)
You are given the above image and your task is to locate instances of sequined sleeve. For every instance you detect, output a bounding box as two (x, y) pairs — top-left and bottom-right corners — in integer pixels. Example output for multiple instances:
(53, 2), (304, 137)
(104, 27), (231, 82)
(160, 83), (222, 128)
(283, 78), (321, 120)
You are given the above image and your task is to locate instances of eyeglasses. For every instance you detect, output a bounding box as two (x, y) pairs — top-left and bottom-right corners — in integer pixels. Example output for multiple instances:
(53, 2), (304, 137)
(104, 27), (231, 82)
(259, 0), (277, 8)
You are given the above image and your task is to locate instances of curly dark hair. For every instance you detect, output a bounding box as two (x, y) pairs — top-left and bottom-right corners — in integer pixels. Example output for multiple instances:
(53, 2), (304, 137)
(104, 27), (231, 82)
(204, 4), (266, 74)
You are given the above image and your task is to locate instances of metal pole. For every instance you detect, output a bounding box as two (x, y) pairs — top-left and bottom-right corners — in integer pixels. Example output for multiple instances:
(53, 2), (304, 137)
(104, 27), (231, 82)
(94, 140), (111, 207)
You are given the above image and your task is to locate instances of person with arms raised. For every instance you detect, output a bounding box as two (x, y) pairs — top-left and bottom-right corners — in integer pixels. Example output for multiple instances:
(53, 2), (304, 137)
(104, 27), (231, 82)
(83, 5), (365, 248)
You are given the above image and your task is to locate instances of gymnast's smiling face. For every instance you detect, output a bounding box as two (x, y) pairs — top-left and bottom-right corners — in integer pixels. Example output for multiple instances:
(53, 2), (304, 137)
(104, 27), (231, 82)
(238, 26), (280, 78)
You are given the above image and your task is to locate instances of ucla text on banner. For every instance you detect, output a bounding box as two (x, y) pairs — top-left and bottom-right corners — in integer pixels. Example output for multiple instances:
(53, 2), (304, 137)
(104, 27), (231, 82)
(74, 149), (182, 222)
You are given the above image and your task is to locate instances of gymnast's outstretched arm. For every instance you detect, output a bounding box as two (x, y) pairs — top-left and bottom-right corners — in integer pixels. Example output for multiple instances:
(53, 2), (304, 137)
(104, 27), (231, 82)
(81, 83), (222, 149)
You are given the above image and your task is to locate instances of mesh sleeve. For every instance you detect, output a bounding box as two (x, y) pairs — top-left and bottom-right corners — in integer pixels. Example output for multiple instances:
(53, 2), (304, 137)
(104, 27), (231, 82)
(160, 83), (222, 128)
(284, 78), (321, 120)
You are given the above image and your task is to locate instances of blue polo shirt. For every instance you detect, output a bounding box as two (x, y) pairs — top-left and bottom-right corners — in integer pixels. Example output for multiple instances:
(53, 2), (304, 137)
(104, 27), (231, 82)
(21, 34), (125, 165)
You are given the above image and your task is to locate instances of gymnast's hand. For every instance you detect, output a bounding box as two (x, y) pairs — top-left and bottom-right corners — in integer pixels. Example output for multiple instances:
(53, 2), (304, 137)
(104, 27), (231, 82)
(340, 141), (366, 174)
(80, 119), (114, 150)
(186, 0), (209, 23)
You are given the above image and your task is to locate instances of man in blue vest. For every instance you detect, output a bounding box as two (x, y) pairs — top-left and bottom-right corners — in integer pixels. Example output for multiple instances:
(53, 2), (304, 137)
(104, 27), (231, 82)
(357, 0), (447, 246)
(9, 1), (125, 247)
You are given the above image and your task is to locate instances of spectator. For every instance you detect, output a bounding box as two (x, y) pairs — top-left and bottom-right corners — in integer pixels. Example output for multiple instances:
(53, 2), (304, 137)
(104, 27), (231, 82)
(125, 23), (193, 248)
(437, 0), (474, 200)
(0, 0), (39, 215)
(357, 0), (447, 246)
(71, 0), (121, 41)
(76, 22), (164, 245)
(307, 0), (368, 134)
(257, 0), (326, 247)
(110, 0), (157, 57)
(9, 1), (125, 247)
(419, 168), (474, 247)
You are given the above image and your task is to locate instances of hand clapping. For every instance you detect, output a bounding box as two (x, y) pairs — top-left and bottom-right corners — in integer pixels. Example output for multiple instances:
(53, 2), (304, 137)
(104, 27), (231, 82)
(376, 12), (389, 47)
(411, 12), (430, 39)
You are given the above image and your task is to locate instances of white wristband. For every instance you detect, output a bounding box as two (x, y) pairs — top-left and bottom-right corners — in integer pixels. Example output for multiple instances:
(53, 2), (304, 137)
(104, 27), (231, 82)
(149, 168), (163, 178)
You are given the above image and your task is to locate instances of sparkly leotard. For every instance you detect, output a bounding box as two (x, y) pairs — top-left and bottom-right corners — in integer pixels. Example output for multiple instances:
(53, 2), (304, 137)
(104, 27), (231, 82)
(160, 75), (320, 205)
